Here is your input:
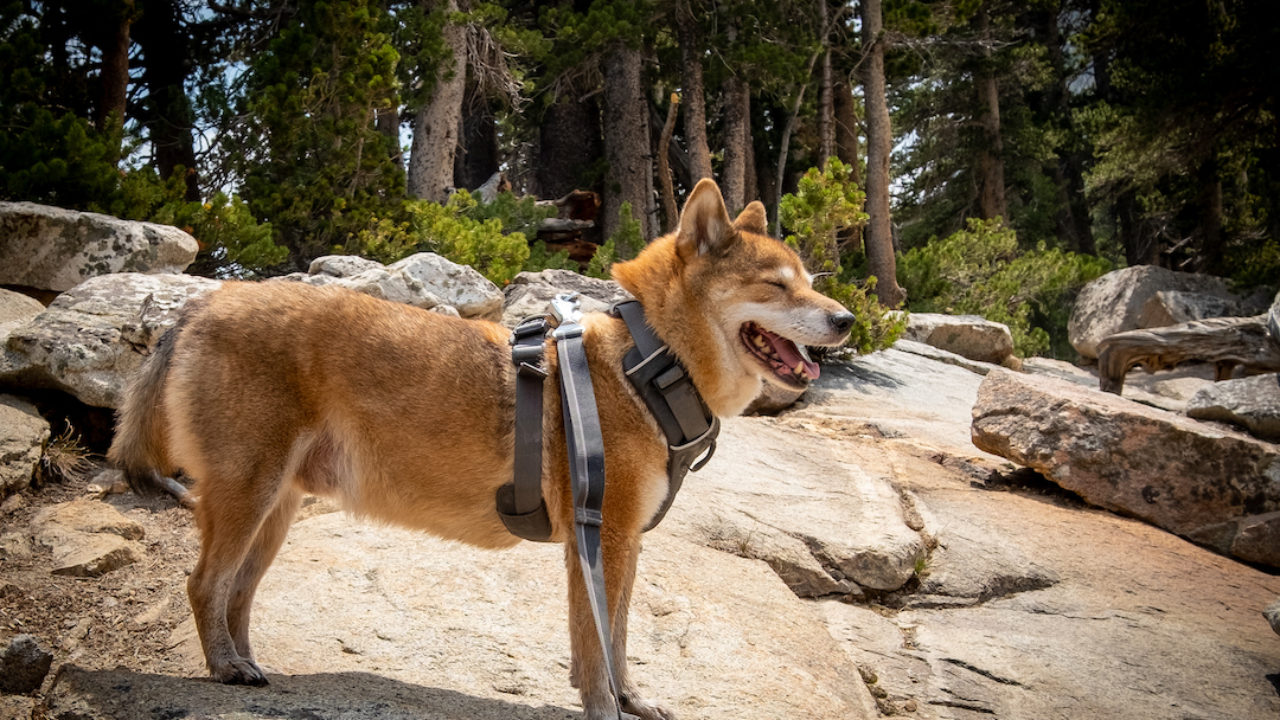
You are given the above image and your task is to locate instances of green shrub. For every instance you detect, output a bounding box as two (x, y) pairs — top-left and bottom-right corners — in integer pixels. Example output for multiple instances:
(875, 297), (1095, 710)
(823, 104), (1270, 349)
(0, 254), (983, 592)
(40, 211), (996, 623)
(899, 217), (1111, 357)
(354, 191), (531, 286)
(779, 160), (906, 354)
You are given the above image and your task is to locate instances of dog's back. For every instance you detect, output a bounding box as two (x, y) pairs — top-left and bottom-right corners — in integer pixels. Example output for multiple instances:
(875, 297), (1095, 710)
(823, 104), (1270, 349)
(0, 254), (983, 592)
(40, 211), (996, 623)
(111, 281), (522, 546)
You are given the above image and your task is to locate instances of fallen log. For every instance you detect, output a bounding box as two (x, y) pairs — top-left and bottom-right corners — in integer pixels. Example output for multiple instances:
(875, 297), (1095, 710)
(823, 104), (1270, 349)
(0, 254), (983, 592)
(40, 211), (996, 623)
(1097, 292), (1280, 394)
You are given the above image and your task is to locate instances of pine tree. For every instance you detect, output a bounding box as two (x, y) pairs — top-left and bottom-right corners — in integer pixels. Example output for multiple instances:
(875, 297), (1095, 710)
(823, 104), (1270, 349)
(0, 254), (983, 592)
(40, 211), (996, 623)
(235, 0), (405, 268)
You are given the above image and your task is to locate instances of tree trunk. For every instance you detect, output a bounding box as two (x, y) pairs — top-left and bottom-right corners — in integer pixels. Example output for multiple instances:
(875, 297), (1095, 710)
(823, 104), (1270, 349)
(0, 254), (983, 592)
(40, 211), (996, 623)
(1118, 190), (1157, 266)
(454, 89), (498, 192)
(974, 1), (1006, 221)
(1040, 2), (1093, 254)
(860, 0), (905, 307)
(658, 93), (681, 232)
(772, 46), (823, 234)
(817, 0), (834, 168)
(408, 0), (467, 202)
(135, 0), (199, 200)
(721, 74), (749, 215)
(376, 105), (402, 168)
(833, 77), (861, 186)
(601, 42), (654, 243)
(536, 94), (603, 201)
(1199, 156), (1224, 274)
(742, 89), (758, 204)
(677, 3), (713, 182)
(96, 0), (134, 148)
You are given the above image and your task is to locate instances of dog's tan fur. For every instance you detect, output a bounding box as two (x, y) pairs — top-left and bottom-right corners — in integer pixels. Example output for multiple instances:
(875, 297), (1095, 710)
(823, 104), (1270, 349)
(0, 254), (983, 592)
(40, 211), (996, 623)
(108, 180), (851, 719)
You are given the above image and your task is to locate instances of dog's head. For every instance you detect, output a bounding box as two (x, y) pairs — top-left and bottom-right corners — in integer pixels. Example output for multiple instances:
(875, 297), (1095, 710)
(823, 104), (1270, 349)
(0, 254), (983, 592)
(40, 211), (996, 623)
(613, 179), (854, 415)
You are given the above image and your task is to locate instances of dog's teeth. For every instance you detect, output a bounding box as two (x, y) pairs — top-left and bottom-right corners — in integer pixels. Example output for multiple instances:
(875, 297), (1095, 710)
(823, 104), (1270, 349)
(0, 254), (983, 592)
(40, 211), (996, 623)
(797, 344), (813, 363)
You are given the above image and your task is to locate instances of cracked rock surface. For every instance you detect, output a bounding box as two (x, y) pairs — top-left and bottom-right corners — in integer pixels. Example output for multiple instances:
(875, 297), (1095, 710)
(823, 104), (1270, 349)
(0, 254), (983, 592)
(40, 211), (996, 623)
(7, 342), (1279, 719)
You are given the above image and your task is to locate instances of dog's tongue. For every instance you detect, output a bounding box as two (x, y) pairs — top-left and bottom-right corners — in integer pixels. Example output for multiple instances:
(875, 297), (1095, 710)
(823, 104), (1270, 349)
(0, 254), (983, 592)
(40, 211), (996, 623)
(760, 328), (821, 380)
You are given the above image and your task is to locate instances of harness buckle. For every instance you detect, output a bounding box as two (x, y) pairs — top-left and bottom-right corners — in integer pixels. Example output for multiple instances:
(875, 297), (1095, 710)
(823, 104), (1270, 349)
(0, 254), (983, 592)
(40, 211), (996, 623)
(550, 292), (583, 325)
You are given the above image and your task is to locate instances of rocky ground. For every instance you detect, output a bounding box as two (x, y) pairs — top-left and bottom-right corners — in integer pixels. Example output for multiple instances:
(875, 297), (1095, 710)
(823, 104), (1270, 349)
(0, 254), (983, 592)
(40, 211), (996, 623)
(2, 344), (1279, 720)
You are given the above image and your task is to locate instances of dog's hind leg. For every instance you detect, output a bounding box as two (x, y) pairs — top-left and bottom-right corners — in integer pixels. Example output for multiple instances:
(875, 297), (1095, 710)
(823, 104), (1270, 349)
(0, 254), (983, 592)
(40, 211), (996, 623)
(187, 464), (292, 686)
(227, 484), (303, 664)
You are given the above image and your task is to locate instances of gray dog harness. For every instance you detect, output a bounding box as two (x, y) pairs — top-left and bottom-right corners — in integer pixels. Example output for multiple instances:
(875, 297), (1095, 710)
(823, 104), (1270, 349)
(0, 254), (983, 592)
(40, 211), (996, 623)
(496, 294), (718, 539)
(495, 293), (719, 719)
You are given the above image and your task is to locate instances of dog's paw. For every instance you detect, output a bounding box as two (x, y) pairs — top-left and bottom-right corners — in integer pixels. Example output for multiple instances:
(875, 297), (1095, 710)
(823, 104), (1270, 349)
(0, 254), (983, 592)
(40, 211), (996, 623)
(621, 694), (676, 720)
(211, 656), (269, 686)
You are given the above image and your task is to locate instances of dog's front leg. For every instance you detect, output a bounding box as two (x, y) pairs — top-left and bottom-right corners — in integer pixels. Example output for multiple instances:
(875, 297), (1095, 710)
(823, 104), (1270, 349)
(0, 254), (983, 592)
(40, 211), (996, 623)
(565, 532), (675, 720)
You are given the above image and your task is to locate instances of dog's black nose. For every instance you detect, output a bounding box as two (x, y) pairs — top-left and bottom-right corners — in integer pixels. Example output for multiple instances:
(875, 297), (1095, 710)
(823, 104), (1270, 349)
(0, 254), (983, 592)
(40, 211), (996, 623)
(830, 311), (856, 334)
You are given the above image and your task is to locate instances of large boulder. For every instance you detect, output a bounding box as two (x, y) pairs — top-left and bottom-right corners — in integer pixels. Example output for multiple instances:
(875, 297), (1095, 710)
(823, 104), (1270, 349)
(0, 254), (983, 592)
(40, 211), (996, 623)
(902, 313), (1014, 365)
(1138, 288), (1272, 328)
(0, 273), (220, 408)
(1068, 265), (1243, 360)
(108, 512), (878, 720)
(0, 395), (49, 498)
(666, 418), (931, 597)
(0, 202), (198, 292)
(1186, 373), (1280, 441)
(0, 289), (43, 344)
(280, 253), (504, 321)
(971, 368), (1280, 567)
(501, 269), (632, 328)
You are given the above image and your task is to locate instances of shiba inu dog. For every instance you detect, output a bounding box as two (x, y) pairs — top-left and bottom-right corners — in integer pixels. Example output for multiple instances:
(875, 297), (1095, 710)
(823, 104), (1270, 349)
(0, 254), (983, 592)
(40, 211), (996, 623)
(108, 179), (854, 719)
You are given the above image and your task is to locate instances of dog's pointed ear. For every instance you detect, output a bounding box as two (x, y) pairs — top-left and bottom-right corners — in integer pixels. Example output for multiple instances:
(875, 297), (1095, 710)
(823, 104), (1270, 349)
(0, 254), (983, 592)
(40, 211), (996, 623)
(677, 179), (736, 261)
(733, 201), (769, 235)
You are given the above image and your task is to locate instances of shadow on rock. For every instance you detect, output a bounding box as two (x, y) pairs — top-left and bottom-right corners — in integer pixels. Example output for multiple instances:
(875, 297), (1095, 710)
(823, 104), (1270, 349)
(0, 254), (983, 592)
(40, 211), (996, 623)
(45, 666), (577, 720)
(817, 361), (906, 392)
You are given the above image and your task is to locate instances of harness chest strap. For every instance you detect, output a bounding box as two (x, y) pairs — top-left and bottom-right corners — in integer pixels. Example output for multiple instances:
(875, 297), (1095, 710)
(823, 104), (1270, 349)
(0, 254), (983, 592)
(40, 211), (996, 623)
(612, 301), (719, 531)
(495, 302), (719, 540)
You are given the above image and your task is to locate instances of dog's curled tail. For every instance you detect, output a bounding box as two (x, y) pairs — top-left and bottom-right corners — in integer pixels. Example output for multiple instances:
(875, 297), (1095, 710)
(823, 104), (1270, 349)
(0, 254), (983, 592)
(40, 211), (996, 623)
(107, 324), (194, 508)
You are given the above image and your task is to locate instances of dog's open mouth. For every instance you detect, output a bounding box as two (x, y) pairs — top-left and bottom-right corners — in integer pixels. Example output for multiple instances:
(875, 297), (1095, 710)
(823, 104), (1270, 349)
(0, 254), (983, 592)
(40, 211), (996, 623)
(740, 322), (821, 388)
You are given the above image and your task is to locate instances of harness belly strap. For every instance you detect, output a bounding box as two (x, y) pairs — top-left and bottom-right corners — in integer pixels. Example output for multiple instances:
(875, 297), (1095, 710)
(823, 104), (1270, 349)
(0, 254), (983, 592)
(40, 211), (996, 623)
(496, 315), (554, 542)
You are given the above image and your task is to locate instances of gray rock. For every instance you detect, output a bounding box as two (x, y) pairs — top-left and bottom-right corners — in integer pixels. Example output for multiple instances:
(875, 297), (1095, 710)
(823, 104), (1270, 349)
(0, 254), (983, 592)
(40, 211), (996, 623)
(893, 337), (1003, 376)
(903, 312), (1014, 364)
(0, 395), (49, 498)
(971, 368), (1280, 567)
(34, 500), (146, 577)
(742, 382), (805, 415)
(791, 348), (1000, 459)
(0, 532), (31, 561)
(282, 253), (503, 321)
(1068, 265), (1238, 360)
(667, 417), (929, 595)
(0, 273), (219, 408)
(0, 289), (43, 344)
(141, 513), (878, 720)
(1186, 373), (1280, 441)
(1266, 598), (1280, 636)
(388, 253), (503, 321)
(501, 269), (632, 328)
(1020, 355), (1216, 413)
(308, 255), (383, 278)
(0, 201), (198, 292)
(1138, 289), (1265, 328)
(0, 634), (54, 694)
(34, 499), (146, 540)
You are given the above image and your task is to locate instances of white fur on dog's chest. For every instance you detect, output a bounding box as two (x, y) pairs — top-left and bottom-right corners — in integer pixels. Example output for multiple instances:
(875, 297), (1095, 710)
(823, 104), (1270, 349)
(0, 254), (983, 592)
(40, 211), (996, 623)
(631, 466), (674, 531)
